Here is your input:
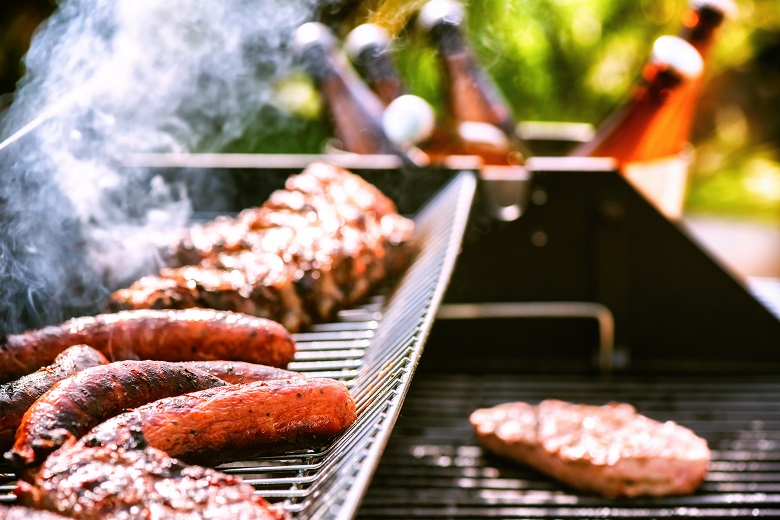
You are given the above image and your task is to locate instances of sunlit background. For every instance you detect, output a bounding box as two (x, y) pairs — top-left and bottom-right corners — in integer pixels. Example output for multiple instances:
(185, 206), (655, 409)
(2, 0), (778, 270)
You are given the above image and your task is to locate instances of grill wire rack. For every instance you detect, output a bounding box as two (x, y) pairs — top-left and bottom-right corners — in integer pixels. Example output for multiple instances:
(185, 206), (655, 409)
(358, 373), (780, 519)
(0, 170), (477, 520)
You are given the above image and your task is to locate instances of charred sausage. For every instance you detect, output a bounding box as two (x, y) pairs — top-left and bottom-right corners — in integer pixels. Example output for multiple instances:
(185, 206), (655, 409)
(178, 360), (301, 384)
(83, 377), (357, 466)
(0, 308), (296, 383)
(8, 360), (227, 472)
(0, 345), (109, 452)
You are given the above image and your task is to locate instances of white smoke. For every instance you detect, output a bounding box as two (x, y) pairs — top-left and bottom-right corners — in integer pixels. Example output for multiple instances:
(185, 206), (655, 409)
(0, 0), (322, 333)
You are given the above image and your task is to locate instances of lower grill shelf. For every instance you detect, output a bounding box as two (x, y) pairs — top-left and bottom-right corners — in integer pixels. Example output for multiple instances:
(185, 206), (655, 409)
(358, 374), (780, 519)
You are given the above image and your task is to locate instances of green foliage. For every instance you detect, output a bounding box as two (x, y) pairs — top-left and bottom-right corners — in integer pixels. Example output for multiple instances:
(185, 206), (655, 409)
(238, 0), (780, 222)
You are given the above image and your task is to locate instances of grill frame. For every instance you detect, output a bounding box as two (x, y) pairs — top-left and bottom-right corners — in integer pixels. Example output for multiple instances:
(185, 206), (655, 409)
(0, 168), (477, 520)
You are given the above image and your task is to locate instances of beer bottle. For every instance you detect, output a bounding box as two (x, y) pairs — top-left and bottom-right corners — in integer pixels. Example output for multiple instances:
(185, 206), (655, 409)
(417, 0), (530, 163)
(680, 0), (735, 59)
(345, 23), (405, 106)
(345, 23), (437, 150)
(571, 35), (704, 163)
(663, 0), (735, 153)
(291, 22), (399, 156)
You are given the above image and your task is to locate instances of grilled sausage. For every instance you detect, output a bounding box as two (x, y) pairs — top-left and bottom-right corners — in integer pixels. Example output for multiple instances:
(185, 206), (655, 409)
(7, 360), (227, 472)
(178, 361), (301, 384)
(0, 308), (296, 383)
(0, 345), (109, 452)
(83, 377), (357, 466)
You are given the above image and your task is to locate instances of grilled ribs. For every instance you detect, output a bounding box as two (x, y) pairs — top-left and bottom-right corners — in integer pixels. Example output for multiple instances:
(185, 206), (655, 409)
(16, 441), (286, 520)
(470, 399), (711, 497)
(110, 162), (414, 331)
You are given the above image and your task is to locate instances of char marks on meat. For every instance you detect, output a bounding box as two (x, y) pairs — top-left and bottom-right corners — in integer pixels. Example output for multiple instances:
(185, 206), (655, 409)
(0, 308), (296, 383)
(0, 505), (71, 519)
(16, 441), (287, 520)
(82, 377), (357, 466)
(0, 345), (109, 452)
(470, 399), (711, 498)
(177, 360), (300, 384)
(110, 162), (414, 331)
(8, 360), (227, 472)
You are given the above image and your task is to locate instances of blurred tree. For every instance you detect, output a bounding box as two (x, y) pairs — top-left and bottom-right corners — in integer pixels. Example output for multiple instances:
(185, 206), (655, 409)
(2, 0), (778, 221)
(348, 0), (780, 222)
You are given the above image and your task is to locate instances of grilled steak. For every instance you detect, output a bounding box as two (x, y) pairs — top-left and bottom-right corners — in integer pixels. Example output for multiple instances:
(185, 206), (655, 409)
(16, 441), (287, 520)
(110, 162), (414, 331)
(470, 399), (711, 497)
(8, 360), (227, 472)
(0, 345), (109, 452)
(82, 377), (357, 466)
(0, 308), (296, 383)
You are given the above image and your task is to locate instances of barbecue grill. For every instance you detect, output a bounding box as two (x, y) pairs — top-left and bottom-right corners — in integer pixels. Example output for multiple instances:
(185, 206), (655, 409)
(1, 151), (778, 520)
(0, 154), (477, 519)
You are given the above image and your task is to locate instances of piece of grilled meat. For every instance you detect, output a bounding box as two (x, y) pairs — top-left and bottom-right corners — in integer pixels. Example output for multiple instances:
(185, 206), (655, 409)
(178, 360), (300, 384)
(0, 308), (296, 383)
(0, 505), (71, 520)
(470, 399), (711, 498)
(16, 441), (287, 520)
(110, 162), (414, 331)
(82, 377), (357, 466)
(0, 345), (109, 452)
(8, 360), (227, 472)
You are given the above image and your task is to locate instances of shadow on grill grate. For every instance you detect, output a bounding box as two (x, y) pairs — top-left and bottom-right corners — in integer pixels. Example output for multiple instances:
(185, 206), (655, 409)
(358, 374), (780, 519)
(0, 171), (477, 520)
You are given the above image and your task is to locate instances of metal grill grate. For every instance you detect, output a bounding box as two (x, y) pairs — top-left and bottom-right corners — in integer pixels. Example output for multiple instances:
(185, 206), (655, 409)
(0, 170), (477, 520)
(358, 374), (780, 518)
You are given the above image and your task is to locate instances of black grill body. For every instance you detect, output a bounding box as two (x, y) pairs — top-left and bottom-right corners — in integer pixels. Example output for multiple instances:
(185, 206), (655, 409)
(358, 156), (780, 519)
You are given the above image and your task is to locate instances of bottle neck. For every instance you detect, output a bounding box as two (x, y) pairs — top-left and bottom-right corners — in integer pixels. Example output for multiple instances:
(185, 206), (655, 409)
(429, 21), (467, 56)
(353, 45), (406, 106)
(680, 6), (726, 59)
(637, 63), (687, 103)
(300, 44), (398, 155)
(429, 22), (529, 160)
(573, 66), (687, 162)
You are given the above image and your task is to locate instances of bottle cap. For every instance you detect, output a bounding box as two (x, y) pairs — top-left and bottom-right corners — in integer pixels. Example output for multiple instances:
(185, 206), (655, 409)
(382, 95), (436, 146)
(418, 0), (465, 31)
(690, 0), (737, 17)
(651, 35), (704, 80)
(291, 22), (336, 53)
(345, 23), (391, 61)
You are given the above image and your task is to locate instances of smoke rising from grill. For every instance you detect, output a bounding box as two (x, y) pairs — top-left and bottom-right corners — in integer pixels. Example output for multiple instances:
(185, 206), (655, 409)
(0, 0), (320, 334)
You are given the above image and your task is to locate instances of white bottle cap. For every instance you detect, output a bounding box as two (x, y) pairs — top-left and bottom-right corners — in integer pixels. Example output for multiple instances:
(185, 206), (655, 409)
(651, 35), (704, 80)
(382, 95), (436, 146)
(345, 23), (391, 60)
(291, 22), (336, 53)
(418, 0), (465, 31)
